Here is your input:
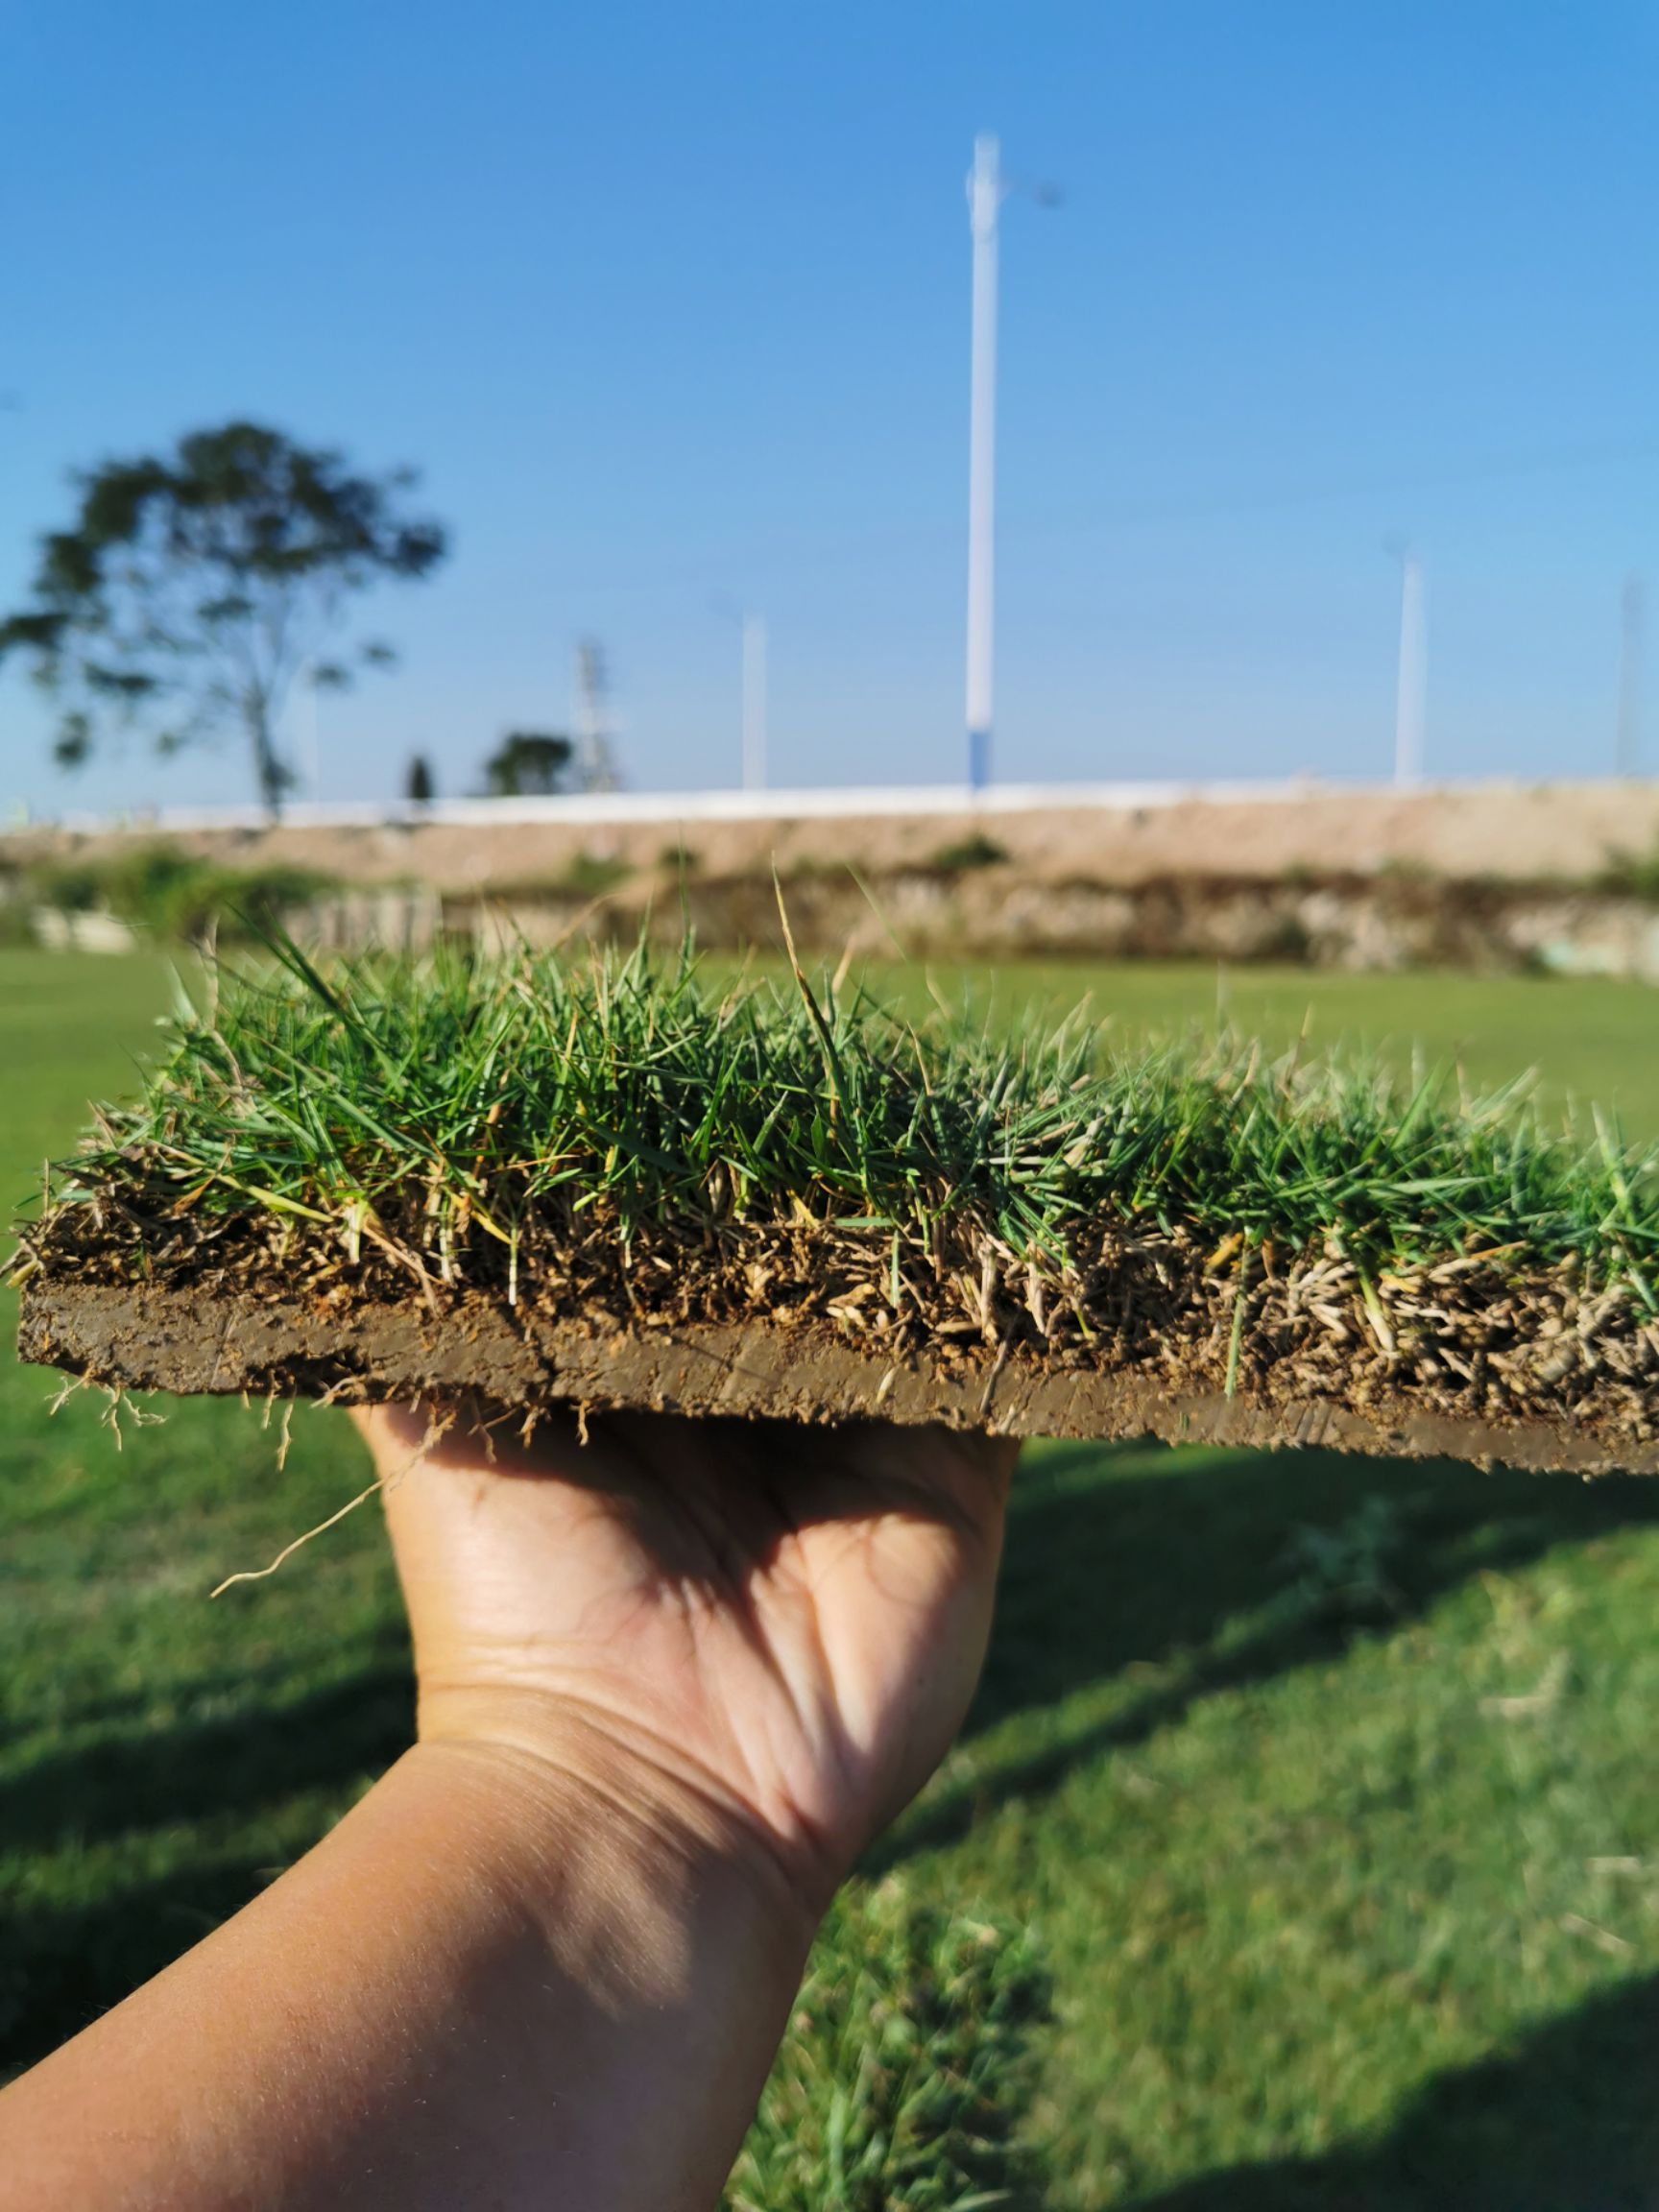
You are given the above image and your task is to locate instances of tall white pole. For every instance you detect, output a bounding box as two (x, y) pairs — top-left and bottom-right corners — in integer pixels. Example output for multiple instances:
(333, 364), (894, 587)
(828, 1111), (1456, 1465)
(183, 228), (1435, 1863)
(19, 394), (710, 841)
(1618, 571), (1644, 776)
(302, 664), (322, 804)
(1394, 549), (1426, 787)
(741, 613), (767, 790)
(965, 132), (1000, 793)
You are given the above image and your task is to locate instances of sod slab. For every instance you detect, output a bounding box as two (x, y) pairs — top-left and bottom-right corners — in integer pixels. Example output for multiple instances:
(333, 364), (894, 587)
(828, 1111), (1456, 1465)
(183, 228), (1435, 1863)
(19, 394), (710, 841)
(13, 940), (1659, 1475)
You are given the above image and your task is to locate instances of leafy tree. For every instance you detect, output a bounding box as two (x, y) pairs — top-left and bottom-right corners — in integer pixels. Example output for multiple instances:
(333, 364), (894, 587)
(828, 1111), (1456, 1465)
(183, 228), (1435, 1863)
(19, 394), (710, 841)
(481, 731), (573, 797)
(405, 753), (436, 805)
(0, 421), (447, 816)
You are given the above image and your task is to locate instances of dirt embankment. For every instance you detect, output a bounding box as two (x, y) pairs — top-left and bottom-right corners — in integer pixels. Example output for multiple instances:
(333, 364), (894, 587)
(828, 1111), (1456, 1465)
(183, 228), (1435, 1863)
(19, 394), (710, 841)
(9, 780), (1659, 893)
(11, 781), (1659, 974)
(444, 866), (1659, 978)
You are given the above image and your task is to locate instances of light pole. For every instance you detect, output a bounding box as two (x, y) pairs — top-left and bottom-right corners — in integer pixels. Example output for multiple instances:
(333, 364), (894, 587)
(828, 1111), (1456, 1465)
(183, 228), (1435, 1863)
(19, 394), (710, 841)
(963, 135), (1054, 794)
(1393, 546), (1427, 787)
(741, 613), (767, 791)
(1618, 571), (1645, 776)
(965, 132), (1000, 794)
(712, 599), (769, 790)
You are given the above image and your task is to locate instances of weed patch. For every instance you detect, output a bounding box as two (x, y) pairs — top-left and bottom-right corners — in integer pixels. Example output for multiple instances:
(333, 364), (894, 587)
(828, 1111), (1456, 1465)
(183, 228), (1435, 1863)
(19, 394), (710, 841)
(23, 846), (330, 944)
(930, 830), (1011, 872)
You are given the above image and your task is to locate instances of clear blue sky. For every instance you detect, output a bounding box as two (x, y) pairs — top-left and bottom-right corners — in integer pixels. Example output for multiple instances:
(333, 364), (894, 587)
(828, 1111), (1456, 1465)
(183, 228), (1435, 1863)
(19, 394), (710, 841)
(2, 0), (1656, 811)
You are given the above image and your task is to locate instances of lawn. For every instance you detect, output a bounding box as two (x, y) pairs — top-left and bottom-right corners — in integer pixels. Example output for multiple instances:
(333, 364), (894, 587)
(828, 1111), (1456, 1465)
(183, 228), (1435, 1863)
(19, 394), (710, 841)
(7, 949), (1659, 2205)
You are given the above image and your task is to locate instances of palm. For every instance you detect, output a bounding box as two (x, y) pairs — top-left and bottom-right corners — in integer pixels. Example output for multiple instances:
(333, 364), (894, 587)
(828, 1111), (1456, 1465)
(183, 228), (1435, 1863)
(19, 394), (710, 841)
(358, 1407), (1015, 1894)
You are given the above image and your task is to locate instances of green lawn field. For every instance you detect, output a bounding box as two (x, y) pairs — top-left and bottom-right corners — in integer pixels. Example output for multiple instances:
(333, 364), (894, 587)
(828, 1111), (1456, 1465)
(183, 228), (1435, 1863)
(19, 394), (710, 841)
(8, 950), (1659, 2205)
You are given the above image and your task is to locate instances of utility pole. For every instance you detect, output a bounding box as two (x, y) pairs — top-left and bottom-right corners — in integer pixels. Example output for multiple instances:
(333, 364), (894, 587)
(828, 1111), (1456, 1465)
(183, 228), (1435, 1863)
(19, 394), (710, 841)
(1393, 548), (1427, 787)
(1618, 571), (1645, 777)
(964, 132), (1000, 794)
(741, 613), (767, 790)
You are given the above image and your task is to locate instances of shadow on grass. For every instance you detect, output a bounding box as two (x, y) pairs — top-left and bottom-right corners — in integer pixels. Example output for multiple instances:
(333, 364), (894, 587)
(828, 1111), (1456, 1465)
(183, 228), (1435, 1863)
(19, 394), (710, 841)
(8, 1436), (1659, 2095)
(0, 1664), (414, 1856)
(1129, 1969), (1659, 2210)
(0, 1664), (413, 2076)
(0, 1856), (296, 2078)
(875, 1439), (1659, 1869)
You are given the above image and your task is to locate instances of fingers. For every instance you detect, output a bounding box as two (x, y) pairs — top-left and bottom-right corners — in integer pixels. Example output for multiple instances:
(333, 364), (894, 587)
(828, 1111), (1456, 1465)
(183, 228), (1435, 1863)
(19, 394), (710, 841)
(351, 1402), (1019, 1584)
(354, 1399), (1016, 1490)
(350, 1400), (575, 1482)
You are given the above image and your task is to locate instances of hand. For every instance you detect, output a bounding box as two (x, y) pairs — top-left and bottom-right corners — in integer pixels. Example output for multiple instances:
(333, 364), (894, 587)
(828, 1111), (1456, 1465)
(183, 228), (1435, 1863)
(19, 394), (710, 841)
(3, 1407), (1016, 2212)
(355, 1404), (1017, 1910)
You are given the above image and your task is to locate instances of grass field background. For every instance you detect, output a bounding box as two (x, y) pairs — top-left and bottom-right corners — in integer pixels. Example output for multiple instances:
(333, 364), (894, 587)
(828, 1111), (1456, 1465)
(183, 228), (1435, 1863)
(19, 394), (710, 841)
(8, 949), (1659, 2204)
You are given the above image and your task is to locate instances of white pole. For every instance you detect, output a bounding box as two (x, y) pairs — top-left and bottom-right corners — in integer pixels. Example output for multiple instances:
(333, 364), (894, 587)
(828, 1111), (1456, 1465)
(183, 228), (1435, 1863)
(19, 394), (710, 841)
(1618, 571), (1644, 776)
(1394, 550), (1426, 787)
(573, 639), (598, 788)
(302, 664), (322, 803)
(965, 132), (1000, 793)
(741, 613), (767, 790)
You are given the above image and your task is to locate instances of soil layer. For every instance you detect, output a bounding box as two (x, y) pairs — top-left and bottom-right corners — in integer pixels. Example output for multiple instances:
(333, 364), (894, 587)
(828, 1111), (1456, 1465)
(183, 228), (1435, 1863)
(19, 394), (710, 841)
(20, 1277), (1659, 1477)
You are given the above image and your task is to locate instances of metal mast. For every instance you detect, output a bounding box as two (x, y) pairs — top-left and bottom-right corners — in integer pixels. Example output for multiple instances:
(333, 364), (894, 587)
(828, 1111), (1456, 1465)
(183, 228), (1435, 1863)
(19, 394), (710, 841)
(573, 637), (620, 791)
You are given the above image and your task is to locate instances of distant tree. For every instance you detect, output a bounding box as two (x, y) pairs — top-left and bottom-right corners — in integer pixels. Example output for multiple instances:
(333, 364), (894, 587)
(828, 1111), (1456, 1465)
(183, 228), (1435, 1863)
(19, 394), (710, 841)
(0, 421), (447, 817)
(405, 753), (435, 805)
(481, 731), (574, 797)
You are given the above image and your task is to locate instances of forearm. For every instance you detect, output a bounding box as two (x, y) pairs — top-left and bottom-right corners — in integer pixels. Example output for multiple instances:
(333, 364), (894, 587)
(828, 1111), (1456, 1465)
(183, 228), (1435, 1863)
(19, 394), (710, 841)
(1, 1723), (819, 2211)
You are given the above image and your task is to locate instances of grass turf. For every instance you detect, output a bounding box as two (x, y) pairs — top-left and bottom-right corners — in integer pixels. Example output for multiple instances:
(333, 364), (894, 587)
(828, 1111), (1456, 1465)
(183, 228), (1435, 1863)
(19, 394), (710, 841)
(20, 939), (1659, 1457)
(11, 951), (1659, 2204)
(31, 938), (1659, 1281)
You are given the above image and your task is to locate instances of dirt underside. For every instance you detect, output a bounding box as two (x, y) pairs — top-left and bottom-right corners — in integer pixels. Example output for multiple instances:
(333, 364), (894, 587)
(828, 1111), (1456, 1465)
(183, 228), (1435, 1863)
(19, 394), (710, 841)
(18, 1207), (1659, 1475)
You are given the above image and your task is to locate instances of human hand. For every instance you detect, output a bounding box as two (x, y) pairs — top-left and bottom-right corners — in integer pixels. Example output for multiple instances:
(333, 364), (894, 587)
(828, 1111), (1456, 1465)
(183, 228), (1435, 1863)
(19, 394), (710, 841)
(354, 1404), (1016, 1911)
(3, 1405), (1015, 2212)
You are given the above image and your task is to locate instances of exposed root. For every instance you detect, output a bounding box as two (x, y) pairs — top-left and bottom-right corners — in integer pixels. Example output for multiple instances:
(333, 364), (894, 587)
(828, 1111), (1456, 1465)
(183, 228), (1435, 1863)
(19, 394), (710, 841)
(209, 1404), (453, 1599)
(45, 1374), (88, 1419)
(97, 1382), (163, 1449)
(209, 1474), (386, 1599)
(42, 1372), (163, 1443)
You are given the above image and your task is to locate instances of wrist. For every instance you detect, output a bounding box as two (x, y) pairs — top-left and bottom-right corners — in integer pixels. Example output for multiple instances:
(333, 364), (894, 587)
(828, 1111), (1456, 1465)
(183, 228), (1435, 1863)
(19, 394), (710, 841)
(404, 1685), (832, 1950)
(329, 1718), (824, 2208)
(4, 1694), (830, 2212)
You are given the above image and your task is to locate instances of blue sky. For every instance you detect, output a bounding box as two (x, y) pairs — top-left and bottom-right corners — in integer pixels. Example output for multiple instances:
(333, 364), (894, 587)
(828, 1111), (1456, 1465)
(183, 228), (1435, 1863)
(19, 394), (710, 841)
(2, 0), (1656, 812)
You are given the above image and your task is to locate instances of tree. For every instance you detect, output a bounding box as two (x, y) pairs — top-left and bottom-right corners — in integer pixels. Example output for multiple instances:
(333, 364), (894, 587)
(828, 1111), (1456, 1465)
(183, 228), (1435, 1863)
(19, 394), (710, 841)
(481, 731), (573, 797)
(405, 753), (435, 805)
(0, 421), (447, 816)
